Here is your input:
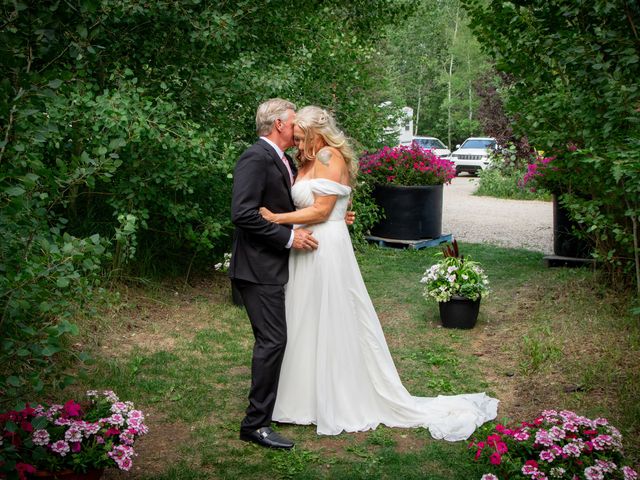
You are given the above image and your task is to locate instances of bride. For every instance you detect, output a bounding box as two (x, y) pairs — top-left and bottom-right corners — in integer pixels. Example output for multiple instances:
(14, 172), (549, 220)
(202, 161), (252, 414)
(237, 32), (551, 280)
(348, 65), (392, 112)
(259, 106), (498, 440)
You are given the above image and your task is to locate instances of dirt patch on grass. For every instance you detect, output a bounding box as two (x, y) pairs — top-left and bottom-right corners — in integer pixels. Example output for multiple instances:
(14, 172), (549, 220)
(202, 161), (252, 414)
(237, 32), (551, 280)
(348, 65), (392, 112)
(77, 276), (234, 478)
(393, 431), (428, 453)
(471, 282), (558, 423)
(82, 275), (231, 358)
(102, 411), (193, 479)
(472, 277), (640, 441)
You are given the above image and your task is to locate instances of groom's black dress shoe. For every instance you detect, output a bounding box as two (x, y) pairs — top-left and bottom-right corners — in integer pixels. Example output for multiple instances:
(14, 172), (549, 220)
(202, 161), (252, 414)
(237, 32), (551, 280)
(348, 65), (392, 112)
(240, 427), (295, 449)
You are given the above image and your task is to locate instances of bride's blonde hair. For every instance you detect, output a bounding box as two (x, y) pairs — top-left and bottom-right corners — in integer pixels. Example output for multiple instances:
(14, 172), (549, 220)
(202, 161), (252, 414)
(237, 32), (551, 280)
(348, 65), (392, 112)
(294, 106), (357, 181)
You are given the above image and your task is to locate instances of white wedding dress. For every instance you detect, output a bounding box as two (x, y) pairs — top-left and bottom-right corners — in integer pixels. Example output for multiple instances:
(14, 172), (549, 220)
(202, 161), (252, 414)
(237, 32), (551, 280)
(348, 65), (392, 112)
(272, 178), (498, 440)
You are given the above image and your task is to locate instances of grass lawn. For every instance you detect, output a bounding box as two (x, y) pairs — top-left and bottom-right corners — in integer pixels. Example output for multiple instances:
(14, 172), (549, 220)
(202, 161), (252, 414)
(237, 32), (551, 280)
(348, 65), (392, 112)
(69, 243), (639, 479)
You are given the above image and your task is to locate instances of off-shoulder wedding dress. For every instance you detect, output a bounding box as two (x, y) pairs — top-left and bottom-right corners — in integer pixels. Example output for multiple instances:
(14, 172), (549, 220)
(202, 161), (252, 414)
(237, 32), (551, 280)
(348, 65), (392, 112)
(272, 178), (498, 440)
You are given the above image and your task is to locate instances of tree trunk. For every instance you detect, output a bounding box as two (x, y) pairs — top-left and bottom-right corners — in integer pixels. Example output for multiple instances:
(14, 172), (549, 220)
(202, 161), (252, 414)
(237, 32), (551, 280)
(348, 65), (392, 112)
(447, 7), (460, 148)
(467, 47), (473, 136)
(414, 84), (422, 136)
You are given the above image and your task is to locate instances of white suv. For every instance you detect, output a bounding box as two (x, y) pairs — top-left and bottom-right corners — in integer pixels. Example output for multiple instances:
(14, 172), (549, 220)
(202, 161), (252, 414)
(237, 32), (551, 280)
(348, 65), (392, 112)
(450, 137), (497, 175)
(411, 136), (451, 158)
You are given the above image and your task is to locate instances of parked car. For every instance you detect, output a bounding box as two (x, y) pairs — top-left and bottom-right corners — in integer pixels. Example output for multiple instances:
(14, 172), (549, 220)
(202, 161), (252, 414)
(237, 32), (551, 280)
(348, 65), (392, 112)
(449, 137), (497, 175)
(411, 136), (451, 158)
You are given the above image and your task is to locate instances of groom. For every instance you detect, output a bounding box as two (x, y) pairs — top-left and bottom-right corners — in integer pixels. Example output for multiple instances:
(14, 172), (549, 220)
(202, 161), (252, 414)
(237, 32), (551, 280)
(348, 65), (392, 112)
(229, 98), (318, 450)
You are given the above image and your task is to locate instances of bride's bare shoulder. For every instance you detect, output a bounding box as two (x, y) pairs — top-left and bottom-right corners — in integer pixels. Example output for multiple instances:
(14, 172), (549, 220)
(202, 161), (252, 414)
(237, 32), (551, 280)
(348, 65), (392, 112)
(317, 146), (344, 167)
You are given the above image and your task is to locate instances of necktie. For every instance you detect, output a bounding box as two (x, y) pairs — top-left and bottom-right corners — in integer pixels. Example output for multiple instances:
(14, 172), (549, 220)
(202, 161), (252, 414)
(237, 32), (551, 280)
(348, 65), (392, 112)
(282, 154), (293, 184)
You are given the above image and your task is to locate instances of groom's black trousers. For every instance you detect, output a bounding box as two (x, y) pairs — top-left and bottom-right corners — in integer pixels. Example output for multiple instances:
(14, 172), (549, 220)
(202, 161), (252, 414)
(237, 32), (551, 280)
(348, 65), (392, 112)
(234, 279), (287, 434)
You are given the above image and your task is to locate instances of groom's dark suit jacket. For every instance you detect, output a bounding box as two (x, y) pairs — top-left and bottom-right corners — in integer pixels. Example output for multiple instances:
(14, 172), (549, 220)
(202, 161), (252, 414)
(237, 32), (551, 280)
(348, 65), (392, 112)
(229, 139), (297, 285)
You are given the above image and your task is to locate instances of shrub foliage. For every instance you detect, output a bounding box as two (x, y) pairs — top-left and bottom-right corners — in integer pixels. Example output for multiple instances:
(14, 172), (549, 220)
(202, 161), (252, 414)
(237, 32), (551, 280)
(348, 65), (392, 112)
(463, 0), (640, 293)
(0, 0), (408, 403)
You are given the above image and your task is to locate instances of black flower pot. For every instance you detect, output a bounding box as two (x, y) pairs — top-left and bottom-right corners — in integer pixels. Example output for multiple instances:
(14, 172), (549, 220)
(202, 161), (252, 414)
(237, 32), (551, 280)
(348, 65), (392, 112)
(370, 184), (443, 240)
(438, 295), (480, 329)
(552, 195), (590, 258)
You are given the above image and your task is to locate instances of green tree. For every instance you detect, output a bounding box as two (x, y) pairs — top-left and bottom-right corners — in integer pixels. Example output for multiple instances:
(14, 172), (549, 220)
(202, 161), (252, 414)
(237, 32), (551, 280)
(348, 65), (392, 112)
(384, 0), (491, 148)
(0, 0), (409, 403)
(463, 0), (640, 292)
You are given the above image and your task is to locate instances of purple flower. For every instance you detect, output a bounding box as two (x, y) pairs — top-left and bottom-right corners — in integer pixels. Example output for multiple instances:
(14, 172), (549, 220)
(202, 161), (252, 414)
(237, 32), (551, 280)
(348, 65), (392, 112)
(103, 390), (119, 402)
(562, 442), (582, 457)
(32, 429), (50, 446)
(594, 460), (616, 473)
(534, 429), (555, 447)
(539, 449), (556, 462)
(548, 426), (565, 441)
(592, 434), (613, 450)
(116, 456), (133, 471)
(80, 421), (101, 437)
(64, 426), (82, 443)
(514, 430), (530, 441)
(111, 402), (129, 414)
(108, 413), (126, 426)
(50, 440), (70, 456)
(584, 466), (604, 480)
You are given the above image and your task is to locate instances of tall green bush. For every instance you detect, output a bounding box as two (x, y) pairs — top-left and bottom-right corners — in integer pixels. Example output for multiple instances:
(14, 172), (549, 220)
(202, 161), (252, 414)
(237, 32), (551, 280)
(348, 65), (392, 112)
(0, 0), (408, 403)
(463, 0), (640, 293)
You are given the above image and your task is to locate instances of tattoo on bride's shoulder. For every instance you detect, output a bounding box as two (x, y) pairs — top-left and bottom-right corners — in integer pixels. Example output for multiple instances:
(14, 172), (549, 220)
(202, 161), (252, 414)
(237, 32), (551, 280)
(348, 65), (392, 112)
(317, 149), (331, 166)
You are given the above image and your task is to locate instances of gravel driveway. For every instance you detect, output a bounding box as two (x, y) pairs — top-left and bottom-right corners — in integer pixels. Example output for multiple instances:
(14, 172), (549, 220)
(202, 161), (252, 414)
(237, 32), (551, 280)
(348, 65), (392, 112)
(442, 176), (553, 254)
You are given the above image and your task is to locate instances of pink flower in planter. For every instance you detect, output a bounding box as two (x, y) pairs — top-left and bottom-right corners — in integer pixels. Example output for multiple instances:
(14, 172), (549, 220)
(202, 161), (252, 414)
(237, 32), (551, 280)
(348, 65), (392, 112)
(592, 434), (613, 450)
(117, 456), (133, 471)
(111, 402), (129, 414)
(63, 400), (82, 417)
(108, 413), (125, 426)
(32, 429), (50, 446)
(50, 440), (70, 456)
(64, 426), (82, 443)
(584, 465), (605, 480)
(539, 450), (555, 462)
(15, 463), (36, 480)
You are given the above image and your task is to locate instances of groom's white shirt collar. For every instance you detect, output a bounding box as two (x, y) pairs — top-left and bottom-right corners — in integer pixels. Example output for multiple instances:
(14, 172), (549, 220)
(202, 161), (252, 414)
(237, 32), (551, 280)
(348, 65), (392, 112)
(260, 136), (285, 159)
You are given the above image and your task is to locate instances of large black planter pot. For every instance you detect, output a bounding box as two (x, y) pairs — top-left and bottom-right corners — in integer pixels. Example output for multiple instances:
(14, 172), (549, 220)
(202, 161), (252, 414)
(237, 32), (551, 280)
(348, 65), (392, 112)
(438, 295), (480, 329)
(553, 195), (590, 258)
(370, 184), (443, 240)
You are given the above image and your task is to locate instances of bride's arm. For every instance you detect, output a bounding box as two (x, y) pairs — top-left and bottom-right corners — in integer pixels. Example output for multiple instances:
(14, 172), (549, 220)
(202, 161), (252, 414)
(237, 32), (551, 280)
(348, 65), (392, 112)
(260, 149), (344, 225)
(261, 195), (337, 225)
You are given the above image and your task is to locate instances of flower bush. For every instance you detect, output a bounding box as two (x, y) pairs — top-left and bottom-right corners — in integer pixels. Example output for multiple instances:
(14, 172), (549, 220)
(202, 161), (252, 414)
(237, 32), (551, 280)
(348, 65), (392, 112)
(214, 252), (231, 273)
(520, 154), (558, 193)
(519, 144), (586, 195)
(0, 390), (148, 478)
(420, 241), (490, 302)
(471, 410), (639, 480)
(359, 143), (456, 186)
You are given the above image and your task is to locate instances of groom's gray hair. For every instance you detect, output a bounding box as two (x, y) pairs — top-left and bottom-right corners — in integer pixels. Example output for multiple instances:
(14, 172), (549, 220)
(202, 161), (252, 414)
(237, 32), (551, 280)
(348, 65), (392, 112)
(256, 98), (297, 136)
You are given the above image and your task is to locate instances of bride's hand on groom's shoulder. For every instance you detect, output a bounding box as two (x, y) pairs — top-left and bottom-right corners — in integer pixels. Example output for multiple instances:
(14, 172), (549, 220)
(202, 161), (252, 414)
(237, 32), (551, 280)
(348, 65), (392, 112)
(259, 207), (277, 223)
(345, 210), (355, 225)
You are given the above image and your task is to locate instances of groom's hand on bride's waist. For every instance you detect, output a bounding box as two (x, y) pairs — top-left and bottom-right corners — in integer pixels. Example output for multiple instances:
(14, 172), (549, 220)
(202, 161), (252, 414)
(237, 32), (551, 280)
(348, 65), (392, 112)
(292, 228), (318, 251)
